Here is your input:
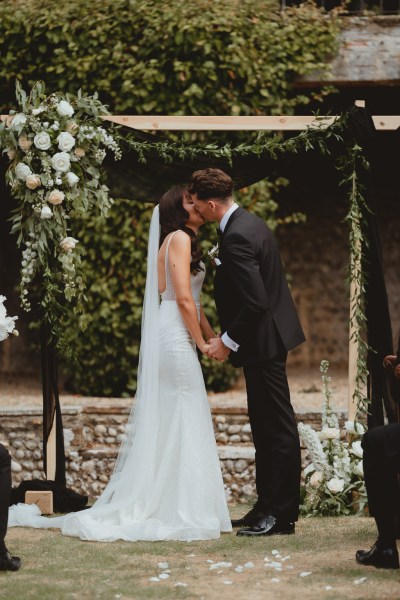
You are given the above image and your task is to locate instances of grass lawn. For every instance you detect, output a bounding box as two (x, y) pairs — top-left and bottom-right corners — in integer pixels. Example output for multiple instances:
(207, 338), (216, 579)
(1, 505), (399, 600)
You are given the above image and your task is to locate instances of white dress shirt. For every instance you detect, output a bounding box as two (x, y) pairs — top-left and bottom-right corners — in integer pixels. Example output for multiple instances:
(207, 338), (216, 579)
(218, 203), (240, 353)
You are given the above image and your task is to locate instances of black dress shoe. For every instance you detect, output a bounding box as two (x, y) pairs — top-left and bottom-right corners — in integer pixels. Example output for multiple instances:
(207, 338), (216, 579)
(231, 504), (266, 527)
(237, 514), (295, 537)
(0, 551), (22, 571)
(356, 543), (399, 569)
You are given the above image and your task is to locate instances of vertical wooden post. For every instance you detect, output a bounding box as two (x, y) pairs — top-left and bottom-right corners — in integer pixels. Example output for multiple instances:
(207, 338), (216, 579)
(46, 418), (57, 481)
(348, 100), (365, 422)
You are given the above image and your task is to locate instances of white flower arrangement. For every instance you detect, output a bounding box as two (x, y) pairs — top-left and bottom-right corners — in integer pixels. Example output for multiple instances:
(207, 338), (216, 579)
(0, 81), (121, 354)
(0, 296), (19, 341)
(298, 360), (367, 516)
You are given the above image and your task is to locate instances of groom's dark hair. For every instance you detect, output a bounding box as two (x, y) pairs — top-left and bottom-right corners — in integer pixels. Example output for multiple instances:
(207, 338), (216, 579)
(188, 168), (233, 202)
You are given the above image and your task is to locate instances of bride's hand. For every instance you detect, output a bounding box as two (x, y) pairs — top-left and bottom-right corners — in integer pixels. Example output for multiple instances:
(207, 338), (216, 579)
(199, 342), (210, 355)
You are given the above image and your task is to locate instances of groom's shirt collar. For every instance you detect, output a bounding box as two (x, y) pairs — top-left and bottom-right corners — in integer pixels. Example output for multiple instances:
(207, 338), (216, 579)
(219, 202), (239, 233)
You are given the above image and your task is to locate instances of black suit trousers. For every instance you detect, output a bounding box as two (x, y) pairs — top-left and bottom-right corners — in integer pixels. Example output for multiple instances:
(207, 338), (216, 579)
(0, 444), (11, 555)
(243, 353), (301, 522)
(362, 424), (400, 543)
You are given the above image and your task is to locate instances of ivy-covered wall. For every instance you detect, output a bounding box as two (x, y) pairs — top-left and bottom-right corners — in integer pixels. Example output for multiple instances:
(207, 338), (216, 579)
(0, 0), (339, 115)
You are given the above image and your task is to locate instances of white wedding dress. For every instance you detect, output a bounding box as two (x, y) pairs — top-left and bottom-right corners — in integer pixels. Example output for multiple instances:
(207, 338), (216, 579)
(9, 216), (232, 542)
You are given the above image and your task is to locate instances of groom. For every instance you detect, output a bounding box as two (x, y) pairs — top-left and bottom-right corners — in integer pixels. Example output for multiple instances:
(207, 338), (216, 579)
(189, 168), (305, 537)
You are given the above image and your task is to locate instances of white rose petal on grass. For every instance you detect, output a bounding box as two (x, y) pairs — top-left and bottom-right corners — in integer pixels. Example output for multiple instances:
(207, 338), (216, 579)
(271, 550), (279, 555)
(271, 578), (280, 583)
(244, 562), (254, 569)
(325, 586), (333, 591)
(327, 477), (345, 494)
(158, 573), (169, 580)
(57, 131), (76, 152)
(235, 566), (244, 573)
(281, 555), (291, 562)
(48, 190), (65, 205)
(148, 577), (159, 582)
(174, 582), (188, 587)
(66, 171), (79, 186)
(354, 577), (367, 585)
(206, 559), (213, 563)
(51, 152), (71, 172)
(223, 580), (233, 585)
(26, 175), (41, 190)
(157, 562), (169, 569)
(57, 100), (74, 117)
(299, 571), (312, 577)
(34, 131), (52, 151)
(15, 162), (32, 181)
(60, 237), (78, 252)
(40, 206), (53, 220)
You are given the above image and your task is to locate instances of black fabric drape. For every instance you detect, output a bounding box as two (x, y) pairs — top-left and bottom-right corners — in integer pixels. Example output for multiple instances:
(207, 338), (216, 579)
(347, 108), (397, 427)
(40, 322), (66, 485)
(104, 132), (279, 203)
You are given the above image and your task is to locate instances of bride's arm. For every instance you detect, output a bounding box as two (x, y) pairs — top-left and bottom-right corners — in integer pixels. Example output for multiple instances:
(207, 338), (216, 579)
(200, 306), (215, 341)
(169, 232), (209, 354)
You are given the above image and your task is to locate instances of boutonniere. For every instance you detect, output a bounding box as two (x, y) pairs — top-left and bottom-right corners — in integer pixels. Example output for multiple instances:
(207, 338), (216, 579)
(207, 243), (219, 261)
(207, 243), (221, 266)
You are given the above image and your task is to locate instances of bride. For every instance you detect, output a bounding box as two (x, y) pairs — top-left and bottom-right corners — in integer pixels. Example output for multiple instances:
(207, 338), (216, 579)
(10, 186), (232, 541)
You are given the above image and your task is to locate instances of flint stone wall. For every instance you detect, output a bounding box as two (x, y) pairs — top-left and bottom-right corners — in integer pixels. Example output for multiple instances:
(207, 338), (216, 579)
(0, 403), (347, 504)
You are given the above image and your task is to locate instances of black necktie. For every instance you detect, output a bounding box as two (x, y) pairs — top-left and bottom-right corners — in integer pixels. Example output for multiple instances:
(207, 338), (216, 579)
(216, 227), (223, 238)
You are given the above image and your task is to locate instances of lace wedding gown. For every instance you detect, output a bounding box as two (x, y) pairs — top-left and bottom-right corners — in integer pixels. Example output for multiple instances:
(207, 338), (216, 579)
(9, 229), (232, 541)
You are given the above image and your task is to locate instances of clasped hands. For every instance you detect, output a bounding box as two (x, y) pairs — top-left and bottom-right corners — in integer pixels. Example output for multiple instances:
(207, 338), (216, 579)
(205, 334), (231, 362)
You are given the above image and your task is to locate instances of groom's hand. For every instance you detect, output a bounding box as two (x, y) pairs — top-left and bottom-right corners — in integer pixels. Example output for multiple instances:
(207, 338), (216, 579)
(208, 337), (231, 362)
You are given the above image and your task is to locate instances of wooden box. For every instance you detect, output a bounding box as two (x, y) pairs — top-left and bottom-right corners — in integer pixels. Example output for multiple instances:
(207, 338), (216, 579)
(25, 490), (53, 515)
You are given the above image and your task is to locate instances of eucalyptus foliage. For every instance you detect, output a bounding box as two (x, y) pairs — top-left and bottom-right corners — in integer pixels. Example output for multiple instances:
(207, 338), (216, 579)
(0, 82), (121, 355)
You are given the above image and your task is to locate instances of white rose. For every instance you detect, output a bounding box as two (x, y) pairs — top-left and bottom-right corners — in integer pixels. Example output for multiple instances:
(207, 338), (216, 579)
(57, 100), (74, 117)
(310, 471), (323, 488)
(345, 421), (365, 436)
(40, 205), (53, 219)
(319, 427), (340, 441)
(327, 477), (345, 494)
(66, 172), (79, 186)
(18, 135), (32, 152)
(34, 131), (52, 151)
(74, 147), (85, 158)
(60, 237), (78, 252)
(26, 175), (41, 190)
(353, 460), (364, 478)
(15, 162), (32, 181)
(11, 113), (27, 130)
(350, 440), (363, 458)
(57, 131), (75, 152)
(51, 152), (70, 172)
(6, 148), (16, 160)
(48, 190), (65, 205)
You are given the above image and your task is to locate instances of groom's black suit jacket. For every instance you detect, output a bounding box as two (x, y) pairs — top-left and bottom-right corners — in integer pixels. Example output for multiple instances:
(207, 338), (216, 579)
(214, 207), (305, 368)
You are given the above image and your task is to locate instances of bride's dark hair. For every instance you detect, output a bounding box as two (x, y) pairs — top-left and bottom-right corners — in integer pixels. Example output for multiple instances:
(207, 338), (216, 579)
(158, 186), (203, 274)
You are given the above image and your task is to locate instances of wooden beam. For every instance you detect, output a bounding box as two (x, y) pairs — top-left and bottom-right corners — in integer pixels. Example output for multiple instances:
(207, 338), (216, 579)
(2, 114), (400, 130)
(100, 115), (400, 131)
